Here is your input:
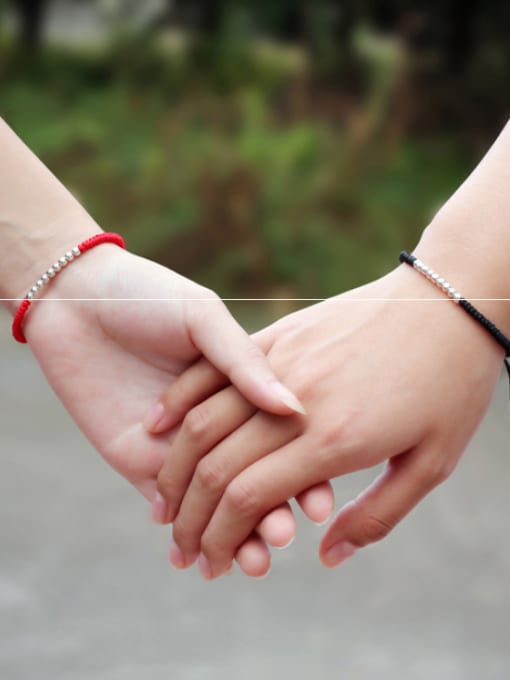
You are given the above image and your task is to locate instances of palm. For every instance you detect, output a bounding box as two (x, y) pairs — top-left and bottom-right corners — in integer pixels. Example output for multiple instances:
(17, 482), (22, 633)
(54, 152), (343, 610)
(25, 248), (209, 500)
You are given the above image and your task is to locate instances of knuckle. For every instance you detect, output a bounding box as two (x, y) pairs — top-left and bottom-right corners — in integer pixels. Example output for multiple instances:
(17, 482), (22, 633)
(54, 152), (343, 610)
(183, 404), (211, 441)
(172, 516), (197, 551)
(197, 285), (219, 302)
(289, 367), (319, 403)
(315, 413), (363, 472)
(242, 343), (265, 363)
(231, 344), (265, 373)
(200, 529), (223, 558)
(360, 513), (394, 544)
(156, 467), (175, 499)
(160, 390), (188, 420)
(318, 411), (359, 451)
(415, 451), (452, 487)
(225, 479), (261, 518)
(195, 458), (228, 495)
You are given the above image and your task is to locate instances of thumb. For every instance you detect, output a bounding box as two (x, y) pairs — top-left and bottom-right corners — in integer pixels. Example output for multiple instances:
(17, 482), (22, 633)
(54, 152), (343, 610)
(186, 294), (305, 416)
(319, 444), (448, 568)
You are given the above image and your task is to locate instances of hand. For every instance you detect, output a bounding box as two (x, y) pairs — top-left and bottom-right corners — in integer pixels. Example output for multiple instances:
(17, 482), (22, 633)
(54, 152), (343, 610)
(147, 264), (504, 578)
(24, 244), (332, 575)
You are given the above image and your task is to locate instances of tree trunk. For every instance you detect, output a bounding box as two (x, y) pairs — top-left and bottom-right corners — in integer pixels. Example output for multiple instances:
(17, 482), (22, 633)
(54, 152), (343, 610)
(13, 0), (48, 50)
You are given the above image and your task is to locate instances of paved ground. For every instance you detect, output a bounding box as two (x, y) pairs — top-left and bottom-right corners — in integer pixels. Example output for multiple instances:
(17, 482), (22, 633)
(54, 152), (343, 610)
(1, 308), (510, 680)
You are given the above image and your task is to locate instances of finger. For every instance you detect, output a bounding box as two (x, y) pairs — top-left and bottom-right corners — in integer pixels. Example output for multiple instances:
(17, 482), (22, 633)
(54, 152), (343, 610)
(155, 386), (257, 523)
(256, 503), (297, 549)
(152, 382), (301, 555)
(234, 534), (271, 578)
(296, 481), (335, 525)
(199, 533), (272, 580)
(199, 434), (339, 578)
(198, 430), (380, 577)
(168, 501), (296, 572)
(186, 296), (305, 416)
(144, 359), (228, 433)
(319, 443), (450, 567)
(171, 410), (303, 568)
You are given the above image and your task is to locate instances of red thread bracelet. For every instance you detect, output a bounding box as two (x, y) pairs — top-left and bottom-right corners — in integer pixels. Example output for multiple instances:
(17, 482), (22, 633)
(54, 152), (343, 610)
(12, 232), (126, 343)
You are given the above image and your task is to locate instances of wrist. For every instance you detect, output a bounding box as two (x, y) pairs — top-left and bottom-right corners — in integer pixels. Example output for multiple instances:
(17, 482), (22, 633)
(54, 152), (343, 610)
(1, 216), (102, 314)
(0, 119), (101, 312)
(18, 242), (131, 353)
(387, 264), (506, 366)
(413, 214), (510, 339)
(410, 121), (510, 336)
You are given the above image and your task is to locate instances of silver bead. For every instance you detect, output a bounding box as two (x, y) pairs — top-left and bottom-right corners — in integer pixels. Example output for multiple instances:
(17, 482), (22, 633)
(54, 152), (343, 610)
(65, 251), (74, 262)
(59, 257), (68, 267)
(53, 262), (61, 272)
(26, 291), (34, 300)
(47, 267), (56, 278)
(72, 246), (81, 257)
(30, 285), (39, 294)
(453, 292), (462, 302)
(36, 279), (44, 288)
(414, 259), (424, 269)
(437, 277), (445, 286)
(442, 281), (450, 290)
(431, 273), (439, 281)
(41, 273), (49, 284)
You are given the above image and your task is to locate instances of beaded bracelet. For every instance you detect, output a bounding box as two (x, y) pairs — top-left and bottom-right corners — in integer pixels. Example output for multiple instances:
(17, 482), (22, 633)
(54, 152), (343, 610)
(399, 251), (510, 362)
(12, 232), (126, 343)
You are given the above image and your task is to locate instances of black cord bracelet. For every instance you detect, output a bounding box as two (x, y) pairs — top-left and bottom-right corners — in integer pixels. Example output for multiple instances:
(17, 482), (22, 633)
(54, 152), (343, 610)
(399, 250), (510, 380)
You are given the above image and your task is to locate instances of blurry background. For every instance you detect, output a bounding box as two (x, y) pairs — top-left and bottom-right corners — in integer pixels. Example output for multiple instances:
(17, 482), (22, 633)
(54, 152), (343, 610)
(2, 0), (510, 298)
(2, 3), (510, 679)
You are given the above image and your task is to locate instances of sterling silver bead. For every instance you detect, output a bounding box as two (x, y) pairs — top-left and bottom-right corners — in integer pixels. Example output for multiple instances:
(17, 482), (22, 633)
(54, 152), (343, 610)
(72, 246), (81, 257)
(30, 285), (39, 294)
(59, 257), (68, 267)
(47, 267), (56, 278)
(65, 251), (74, 262)
(41, 273), (50, 284)
(26, 291), (34, 300)
(53, 262), (61, 272)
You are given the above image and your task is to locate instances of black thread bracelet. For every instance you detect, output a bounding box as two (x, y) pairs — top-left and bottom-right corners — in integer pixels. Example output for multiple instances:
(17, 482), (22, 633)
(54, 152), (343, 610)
(399, 250), (510, 380)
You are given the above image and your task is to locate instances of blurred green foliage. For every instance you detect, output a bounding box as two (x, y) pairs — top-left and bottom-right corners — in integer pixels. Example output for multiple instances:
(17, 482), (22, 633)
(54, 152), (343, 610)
(1, 1), (499, 297)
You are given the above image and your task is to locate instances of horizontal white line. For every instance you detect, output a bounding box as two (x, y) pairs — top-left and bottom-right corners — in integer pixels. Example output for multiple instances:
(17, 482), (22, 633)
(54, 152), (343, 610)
(3, 298), (510, 303)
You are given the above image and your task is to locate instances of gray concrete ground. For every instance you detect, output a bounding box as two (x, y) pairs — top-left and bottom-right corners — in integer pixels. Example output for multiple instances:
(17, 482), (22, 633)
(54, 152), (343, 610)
(1, 308), (510, 680)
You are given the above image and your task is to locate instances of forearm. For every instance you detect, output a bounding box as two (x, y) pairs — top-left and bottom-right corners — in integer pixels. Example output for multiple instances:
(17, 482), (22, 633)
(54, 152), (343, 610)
(414, 120), (510, 332)
(0, 118), (100, 312)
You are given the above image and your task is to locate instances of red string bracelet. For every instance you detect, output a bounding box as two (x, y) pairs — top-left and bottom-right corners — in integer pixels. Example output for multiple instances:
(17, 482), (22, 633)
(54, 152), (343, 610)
(12, 232), (126, 344)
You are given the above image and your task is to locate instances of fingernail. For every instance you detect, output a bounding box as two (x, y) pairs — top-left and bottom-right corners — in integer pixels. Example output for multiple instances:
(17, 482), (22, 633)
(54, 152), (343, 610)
(314, 514), (333, 527)
(270, 381), (306, 415)
(198, 553), (213, 580)
(276, 536), (295, 550)
(168, 541), (185, 569)
(254, 567), (271, 580)
(143, 402), (165, 432)
(322, 541), (357, 568)
(151, 491), (167, 524)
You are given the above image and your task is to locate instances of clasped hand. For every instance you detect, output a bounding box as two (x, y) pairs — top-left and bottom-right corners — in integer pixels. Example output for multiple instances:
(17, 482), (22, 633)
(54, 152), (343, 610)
(146, 265), (503, 579)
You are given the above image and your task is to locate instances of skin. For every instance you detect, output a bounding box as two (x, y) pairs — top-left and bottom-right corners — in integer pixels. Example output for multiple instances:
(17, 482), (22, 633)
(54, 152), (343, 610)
(148, 120), (510, 579)
(150, 266), (504, 578)
(0, 118), (334, 576)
